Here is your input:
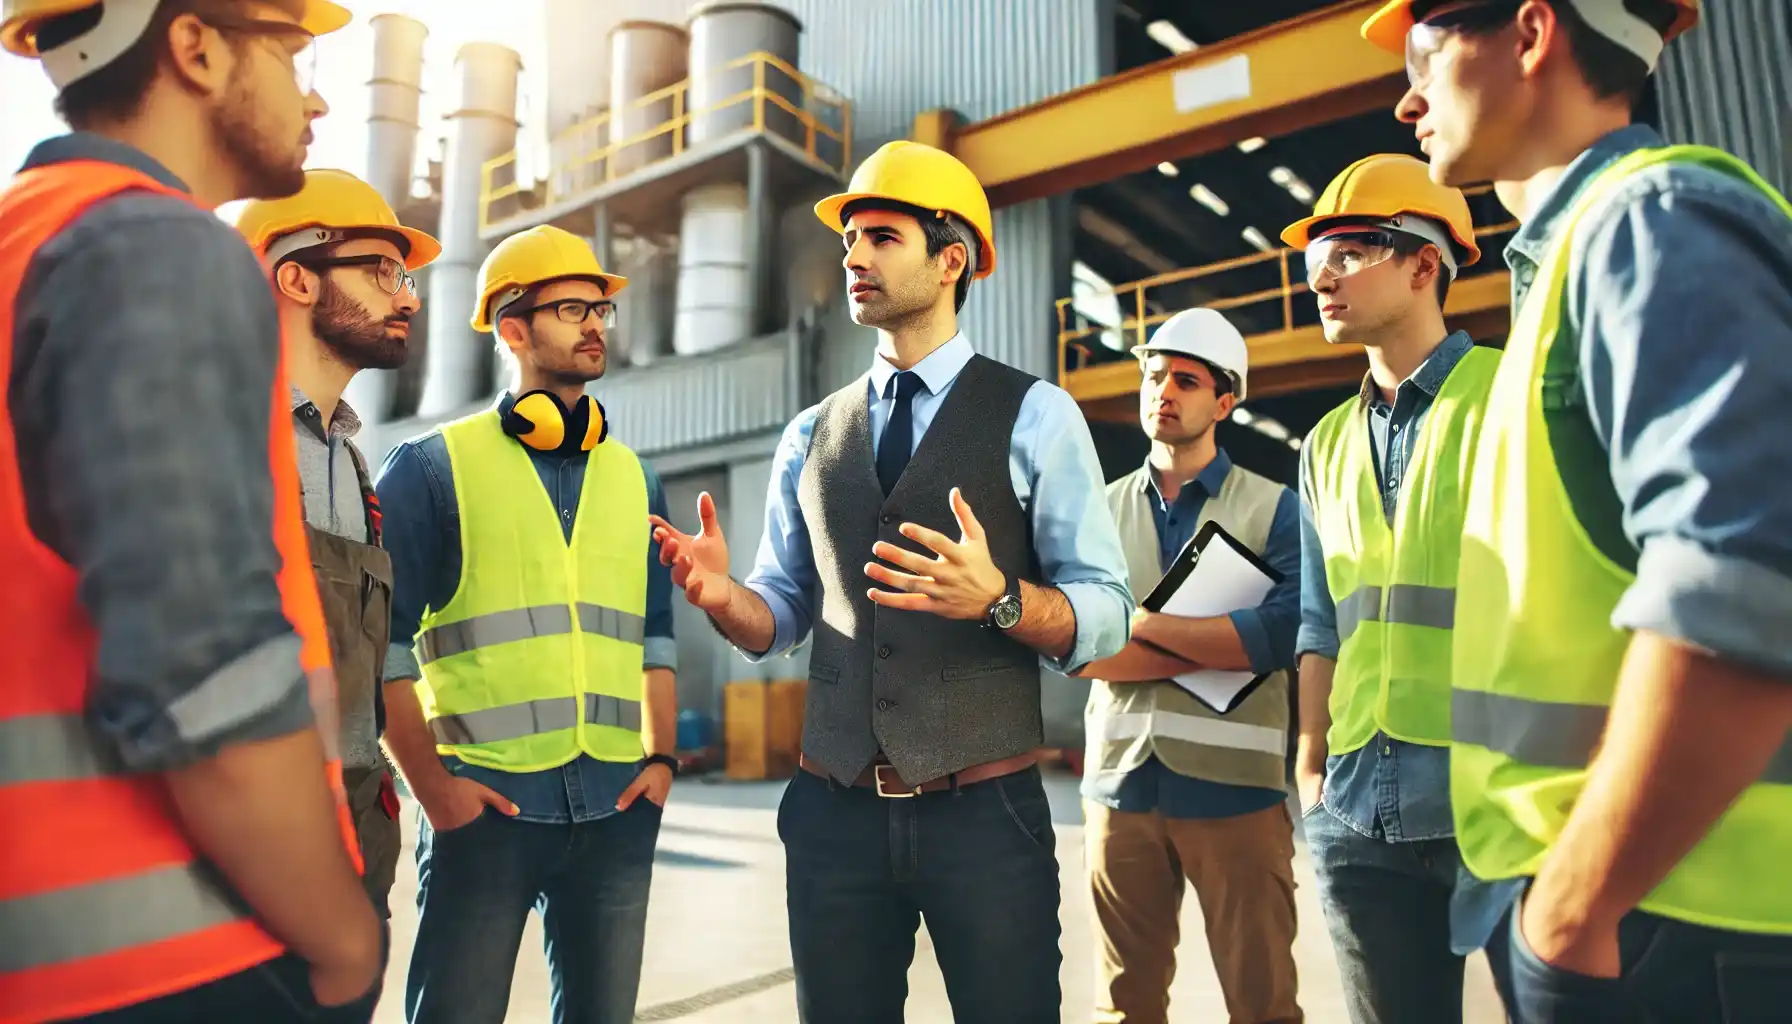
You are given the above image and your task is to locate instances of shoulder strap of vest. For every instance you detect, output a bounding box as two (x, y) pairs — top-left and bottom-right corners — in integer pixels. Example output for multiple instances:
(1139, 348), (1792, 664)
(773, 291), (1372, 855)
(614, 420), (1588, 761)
(343, 439), (380, 545)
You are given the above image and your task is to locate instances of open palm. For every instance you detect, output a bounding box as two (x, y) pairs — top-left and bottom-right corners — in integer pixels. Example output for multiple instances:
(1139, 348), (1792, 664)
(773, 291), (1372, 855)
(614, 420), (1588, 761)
(648, 491), (732, 612)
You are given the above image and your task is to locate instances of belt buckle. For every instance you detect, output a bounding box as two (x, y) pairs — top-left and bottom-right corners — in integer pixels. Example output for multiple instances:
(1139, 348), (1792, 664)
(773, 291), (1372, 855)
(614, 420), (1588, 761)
(873, 764), (918, 798)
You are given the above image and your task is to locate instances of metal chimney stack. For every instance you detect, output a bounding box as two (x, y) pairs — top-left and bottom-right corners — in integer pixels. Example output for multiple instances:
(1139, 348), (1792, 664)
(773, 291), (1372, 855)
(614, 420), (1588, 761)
(417, 41), (522, 417)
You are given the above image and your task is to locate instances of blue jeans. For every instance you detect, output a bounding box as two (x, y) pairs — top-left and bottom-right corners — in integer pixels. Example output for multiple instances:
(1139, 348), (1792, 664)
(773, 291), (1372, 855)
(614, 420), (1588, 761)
(404, 800), (662, 1024)
(1303, 800), (1467, 1024)
(1486, 882), (1792, 1023)
(778, 765), (1063, 1024)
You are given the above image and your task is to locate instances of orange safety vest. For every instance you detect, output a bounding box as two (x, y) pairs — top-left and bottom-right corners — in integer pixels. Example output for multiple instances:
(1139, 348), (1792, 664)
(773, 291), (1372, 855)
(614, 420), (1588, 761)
(0, 159), (362, 1024)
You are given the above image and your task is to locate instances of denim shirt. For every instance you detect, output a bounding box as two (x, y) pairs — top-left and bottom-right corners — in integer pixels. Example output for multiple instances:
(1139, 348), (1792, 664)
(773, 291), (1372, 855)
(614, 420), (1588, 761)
(374, 392), (677, 824)
(1081, 450), (1303, 819)
(740, 333), (1134, 674)
(1297, 331), (1476, 844)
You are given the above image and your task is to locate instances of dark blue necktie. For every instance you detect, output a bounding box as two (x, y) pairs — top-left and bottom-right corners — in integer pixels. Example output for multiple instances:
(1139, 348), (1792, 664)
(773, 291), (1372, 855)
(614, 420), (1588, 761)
(876, 371), (923, 496)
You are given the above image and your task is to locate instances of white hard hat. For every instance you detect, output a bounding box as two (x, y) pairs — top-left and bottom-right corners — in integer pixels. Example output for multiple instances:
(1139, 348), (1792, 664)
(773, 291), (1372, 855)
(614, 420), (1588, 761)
(1131, 307), (1250, 400)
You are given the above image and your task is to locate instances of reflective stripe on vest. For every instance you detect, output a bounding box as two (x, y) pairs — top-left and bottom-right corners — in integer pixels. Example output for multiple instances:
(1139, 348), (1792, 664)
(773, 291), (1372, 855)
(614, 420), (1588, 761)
(1452, 143), (1792, 934)
(1305, 346), (1498, 753)
(416, 602), (647, 664)
(415, 410), (649, 772)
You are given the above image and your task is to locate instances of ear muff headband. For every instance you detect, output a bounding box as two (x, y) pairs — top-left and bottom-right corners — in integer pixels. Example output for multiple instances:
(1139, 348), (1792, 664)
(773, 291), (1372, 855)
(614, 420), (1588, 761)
(502, 391), (609, 453)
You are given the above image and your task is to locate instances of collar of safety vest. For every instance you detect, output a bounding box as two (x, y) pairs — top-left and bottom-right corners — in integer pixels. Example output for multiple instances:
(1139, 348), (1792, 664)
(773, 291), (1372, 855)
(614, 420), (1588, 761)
(20, 132), (190, 194)
(1355, 330), (1475, 408)
(1504, 123), (1665, 276)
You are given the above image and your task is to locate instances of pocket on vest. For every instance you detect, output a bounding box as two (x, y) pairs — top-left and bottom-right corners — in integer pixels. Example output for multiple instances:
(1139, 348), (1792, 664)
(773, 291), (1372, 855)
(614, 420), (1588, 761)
(941, 660), (1012, 682)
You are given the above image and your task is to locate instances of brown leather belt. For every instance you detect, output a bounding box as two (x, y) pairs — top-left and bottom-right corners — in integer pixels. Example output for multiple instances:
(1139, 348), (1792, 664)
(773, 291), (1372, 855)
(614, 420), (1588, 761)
(799, 752), (1036, 798)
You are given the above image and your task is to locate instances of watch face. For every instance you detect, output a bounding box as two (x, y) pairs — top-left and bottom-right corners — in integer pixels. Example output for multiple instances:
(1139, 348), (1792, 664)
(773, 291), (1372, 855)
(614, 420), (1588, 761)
(993, 595), (1023, 629)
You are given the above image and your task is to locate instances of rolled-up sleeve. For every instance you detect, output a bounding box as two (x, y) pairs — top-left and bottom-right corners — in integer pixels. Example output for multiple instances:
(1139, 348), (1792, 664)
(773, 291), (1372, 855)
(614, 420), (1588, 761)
(1016, 383), (1134, 675)
(741, 408), (822, 661)
(374, 437), (448, 684)
(1230, 488), (1302, 674)
(1569, 168), (1792, 678)
(1296, 444), (1341, 660)
(13, 197), (312, 771)
(641, 462), (678, 672)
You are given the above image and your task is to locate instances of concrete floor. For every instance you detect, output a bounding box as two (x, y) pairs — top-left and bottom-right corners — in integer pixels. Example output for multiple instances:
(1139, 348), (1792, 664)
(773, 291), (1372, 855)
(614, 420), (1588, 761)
(372, 772), (1507, 1023)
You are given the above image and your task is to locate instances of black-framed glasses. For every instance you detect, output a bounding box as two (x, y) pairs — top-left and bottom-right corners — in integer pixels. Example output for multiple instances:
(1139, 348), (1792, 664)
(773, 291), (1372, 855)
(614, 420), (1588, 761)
(294, 254), (415, 296)
(1406, 1), (1520, 86)
(515, 299), (617, 327)
(201, 14), (319, 96)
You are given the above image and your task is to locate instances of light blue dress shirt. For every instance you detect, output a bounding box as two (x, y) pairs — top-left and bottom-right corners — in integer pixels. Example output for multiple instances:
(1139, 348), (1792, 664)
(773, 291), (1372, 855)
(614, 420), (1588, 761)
(741, 333), (1134, 674)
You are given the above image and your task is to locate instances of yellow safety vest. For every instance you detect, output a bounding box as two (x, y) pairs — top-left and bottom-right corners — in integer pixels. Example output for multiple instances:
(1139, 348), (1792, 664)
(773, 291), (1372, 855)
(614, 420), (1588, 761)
(1452, 144), (1792, 933)
(415, 409), (650, 772)
(1306, 346), (1498, 754)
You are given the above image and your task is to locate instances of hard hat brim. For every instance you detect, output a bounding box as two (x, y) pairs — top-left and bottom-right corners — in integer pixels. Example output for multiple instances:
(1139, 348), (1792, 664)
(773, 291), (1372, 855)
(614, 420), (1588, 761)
(814, 189), (997, 280)
(470, 273), (630, 333)
(1360, 0), (1414, 55)
(393, 225), (442, 270)
(2, 0), (352, 57)
(1280, 210), (1481, 266)
(301, 0), (353, 38)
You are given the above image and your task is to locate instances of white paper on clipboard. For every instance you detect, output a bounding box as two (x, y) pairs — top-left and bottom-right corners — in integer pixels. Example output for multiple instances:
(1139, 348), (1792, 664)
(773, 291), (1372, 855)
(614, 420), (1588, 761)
(1145, 524), (1279, 713)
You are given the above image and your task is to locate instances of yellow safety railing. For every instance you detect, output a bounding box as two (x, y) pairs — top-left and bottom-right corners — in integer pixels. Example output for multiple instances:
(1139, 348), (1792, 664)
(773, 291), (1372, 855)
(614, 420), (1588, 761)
(479, 51), (853, 235)
(1055, 184), (1519, 386)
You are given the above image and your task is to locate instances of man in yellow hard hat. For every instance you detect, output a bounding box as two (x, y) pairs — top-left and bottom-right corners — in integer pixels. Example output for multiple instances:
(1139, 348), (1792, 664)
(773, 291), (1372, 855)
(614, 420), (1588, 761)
(374, 224), (679, 1024)
(1279, 153), (1495, 1024)
(1362, 1), (1792, 1020)
(235, 167), (440, 922)
(652, 140), (1133, 1020)
(0, 1), (387, 1021)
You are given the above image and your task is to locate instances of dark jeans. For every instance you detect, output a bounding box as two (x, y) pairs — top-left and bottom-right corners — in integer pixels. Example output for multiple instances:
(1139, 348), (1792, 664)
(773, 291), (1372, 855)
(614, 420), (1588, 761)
(1303, 800), (1467, 1024)
(404, 799), (663, 1024)
(60, 947), (384, 1023)
(1486, 882), (1792, 1024)
(778, 764), (1063, 1024)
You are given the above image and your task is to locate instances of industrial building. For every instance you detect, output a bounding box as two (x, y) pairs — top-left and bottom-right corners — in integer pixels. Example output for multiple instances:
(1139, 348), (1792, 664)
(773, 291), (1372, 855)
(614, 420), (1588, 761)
(344, 0), (1791, 767)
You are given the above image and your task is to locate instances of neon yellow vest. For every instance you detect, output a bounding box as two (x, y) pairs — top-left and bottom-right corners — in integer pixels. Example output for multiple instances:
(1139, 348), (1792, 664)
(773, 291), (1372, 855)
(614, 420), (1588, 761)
(1307, 346), (1498, 754)
(1452, 144), (1792, 933)
(415, 410), (650, 772)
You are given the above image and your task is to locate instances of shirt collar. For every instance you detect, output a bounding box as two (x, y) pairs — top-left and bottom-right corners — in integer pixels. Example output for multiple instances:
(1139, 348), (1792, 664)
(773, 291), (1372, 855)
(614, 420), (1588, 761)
(1141, 448), (1234, 502)
(1505, 124), (1664, 272)
(291, 386), (361, 439)
(20, 132), (191, 193)
(1358, 329), (1474, 407)
(868, 333), (973, 399)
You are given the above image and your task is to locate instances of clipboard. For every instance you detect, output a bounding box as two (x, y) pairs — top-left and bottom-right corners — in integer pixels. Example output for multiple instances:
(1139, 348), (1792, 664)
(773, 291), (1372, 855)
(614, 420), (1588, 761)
(1139, 521), (1285, 715)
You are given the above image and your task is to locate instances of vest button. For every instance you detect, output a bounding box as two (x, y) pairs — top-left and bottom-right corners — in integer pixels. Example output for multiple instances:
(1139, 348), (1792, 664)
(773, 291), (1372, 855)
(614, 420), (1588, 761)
(876, 698), (893, 711)
(880, 514), (893, 524)
(877, 644), (892, 658)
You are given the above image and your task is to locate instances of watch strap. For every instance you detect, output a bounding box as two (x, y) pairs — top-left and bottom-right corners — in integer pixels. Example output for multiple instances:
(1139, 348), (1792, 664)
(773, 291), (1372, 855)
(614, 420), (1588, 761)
(643, 753), (681, 777)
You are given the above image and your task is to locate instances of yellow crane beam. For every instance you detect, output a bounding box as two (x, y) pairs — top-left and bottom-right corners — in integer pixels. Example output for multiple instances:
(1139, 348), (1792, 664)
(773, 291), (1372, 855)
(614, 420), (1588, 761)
(947, 0), (1408, 208)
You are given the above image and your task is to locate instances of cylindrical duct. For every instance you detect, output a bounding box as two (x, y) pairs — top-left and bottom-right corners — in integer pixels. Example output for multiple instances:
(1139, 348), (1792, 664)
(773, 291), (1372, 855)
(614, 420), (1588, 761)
(364, 13), (427, 206)
(418, 42), (522, 417)
(673, 183), (752, 354)
(612, 235), (678, 367)
(686, 2), (802, 149)
(609, 21), (688, 178)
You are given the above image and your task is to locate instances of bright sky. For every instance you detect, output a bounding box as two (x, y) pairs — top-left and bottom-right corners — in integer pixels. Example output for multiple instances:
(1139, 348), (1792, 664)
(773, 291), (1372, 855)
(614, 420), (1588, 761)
(1, 1), (548, 189)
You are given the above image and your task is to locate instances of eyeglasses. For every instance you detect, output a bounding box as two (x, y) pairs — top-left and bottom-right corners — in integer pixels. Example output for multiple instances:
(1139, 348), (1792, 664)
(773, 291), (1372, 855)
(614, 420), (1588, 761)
(515, 299), (618, 328)
(202, 14), (320, 96)
(294, 254), (416, 296)
(1405, 1), (1519, 86)
(1304, 230), (1402, 288)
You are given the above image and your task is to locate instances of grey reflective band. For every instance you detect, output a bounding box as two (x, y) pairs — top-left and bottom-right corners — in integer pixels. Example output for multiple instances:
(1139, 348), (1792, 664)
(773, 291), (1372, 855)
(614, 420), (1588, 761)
(429, 693), (642, 745)
(417, 603), (646, 665)
(0, 713), (123, 786)
(0, 861), (250, 972)
(1455, 689), (1792, 785)
(1336, 583), (1456, 640)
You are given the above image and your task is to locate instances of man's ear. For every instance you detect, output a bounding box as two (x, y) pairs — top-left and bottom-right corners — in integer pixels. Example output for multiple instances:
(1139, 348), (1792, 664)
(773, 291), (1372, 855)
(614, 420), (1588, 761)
(1412, 246), (1444, 296)
(496, 315), (529, 356)
(163, 10), (232, 98)
(1514, 0), (1559, 78)
(939, 240), (969, 288)
(274, 261), (317, 304)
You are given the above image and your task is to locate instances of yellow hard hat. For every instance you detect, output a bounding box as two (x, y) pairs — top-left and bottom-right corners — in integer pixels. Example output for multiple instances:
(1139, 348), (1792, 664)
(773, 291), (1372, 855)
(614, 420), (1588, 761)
(1361, 0), (1700, 57)
(2, 0), (352, 89)
(814, 140), (997, 280)
(472, 225), (629, 332)
(1280, 153), (1481, 266)
(235, 168), (440, 270)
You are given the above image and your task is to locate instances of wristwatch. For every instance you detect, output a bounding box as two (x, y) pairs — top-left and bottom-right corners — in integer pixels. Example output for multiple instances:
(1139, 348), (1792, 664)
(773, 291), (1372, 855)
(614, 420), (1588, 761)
(985, 577), (1023, 631)
(643, 753), (681, 777)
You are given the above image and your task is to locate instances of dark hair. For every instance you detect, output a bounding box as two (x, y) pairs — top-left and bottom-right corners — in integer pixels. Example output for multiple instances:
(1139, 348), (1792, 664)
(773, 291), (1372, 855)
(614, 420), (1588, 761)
(1551, 0), (1680, 104)
(40, 0), (304, 129)
(839, 197), (974, 313)
(1196, 357), (1236, 400)
(1389, 231), (1454, 308)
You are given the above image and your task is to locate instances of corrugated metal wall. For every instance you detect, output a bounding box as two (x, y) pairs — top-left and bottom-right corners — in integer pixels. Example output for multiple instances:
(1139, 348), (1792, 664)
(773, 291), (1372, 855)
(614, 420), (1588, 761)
(1656, 0), (1791, 195)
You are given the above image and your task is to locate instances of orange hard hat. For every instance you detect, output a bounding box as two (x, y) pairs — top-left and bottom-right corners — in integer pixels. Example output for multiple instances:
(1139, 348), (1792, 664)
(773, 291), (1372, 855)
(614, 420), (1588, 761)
(1361, 0), (1701, 57)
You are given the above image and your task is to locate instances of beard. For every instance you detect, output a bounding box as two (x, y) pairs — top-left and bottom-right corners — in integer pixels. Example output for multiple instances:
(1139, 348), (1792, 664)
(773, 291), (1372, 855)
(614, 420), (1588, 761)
(210, 61), (306, 199)
(529, 329), (607, 386)
(314, 278), (409, 371)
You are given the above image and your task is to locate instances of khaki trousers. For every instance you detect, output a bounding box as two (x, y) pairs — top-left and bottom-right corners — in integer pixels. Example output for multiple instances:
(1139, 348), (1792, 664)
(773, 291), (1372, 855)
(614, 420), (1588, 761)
(1086, 799), (1303, 1024)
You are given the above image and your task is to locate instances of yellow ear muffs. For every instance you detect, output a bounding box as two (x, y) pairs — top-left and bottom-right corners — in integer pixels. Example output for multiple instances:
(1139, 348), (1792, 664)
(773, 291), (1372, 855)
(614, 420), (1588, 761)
(583, 397), (610, 449)
(503, 390), (609, 453)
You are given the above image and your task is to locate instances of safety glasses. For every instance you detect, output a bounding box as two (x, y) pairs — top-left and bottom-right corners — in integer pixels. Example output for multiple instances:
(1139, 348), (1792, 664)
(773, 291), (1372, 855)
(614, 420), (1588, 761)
(203, 14), (320, 96)
(1304, 230), (1401, 288)
(1405, 0), (1520, 86)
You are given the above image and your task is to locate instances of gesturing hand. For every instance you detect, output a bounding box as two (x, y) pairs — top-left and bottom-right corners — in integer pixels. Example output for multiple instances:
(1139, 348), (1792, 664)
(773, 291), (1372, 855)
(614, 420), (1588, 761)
(649, 491), (733, 613)
(864, 487), (1007, 621)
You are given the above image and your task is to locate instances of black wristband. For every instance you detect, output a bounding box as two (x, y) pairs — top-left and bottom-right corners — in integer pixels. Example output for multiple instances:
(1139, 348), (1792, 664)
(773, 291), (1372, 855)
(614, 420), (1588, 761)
(643, 752), (681, 777)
